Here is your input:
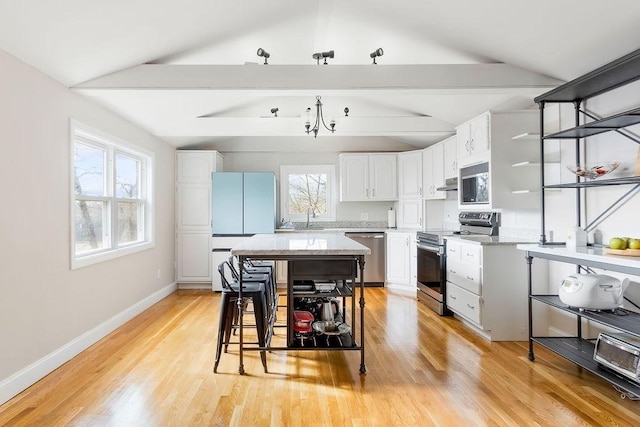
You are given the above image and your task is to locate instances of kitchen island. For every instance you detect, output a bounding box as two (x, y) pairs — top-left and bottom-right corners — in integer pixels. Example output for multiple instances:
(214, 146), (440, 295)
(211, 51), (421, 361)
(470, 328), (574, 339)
(230, 233), (371, 374)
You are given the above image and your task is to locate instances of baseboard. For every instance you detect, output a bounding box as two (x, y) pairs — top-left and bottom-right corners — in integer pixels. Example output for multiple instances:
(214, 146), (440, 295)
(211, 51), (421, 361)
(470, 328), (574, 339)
(0, 282), (177, 406)
(384, 283), (418, 295)
(177, 283), (212, 290)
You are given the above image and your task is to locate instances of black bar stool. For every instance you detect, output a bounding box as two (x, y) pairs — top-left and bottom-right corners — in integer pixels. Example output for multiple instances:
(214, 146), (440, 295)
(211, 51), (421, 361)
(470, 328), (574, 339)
(213, 261), (269, 373)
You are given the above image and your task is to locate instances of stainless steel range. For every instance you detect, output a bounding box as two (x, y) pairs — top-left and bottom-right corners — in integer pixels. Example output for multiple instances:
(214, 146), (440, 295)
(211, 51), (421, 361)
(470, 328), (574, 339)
(416, 211), (499, 315)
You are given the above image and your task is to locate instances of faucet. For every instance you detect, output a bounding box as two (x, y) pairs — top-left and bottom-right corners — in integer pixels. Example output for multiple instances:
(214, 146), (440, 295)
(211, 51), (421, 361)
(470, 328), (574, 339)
(307, 208), (316, 229)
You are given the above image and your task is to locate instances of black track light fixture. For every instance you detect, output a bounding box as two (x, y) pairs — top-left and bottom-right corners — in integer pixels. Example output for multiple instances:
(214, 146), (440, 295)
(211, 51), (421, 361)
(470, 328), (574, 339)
(344, 107), (349, 117)
(256, 48), (270, 64)
(370, 48), (384, 64)
(312, 50), (334, 65)
(270, 107), (279, 117)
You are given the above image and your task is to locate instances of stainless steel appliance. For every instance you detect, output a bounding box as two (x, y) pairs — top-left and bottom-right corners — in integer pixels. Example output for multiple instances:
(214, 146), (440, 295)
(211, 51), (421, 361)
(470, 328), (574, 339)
(345, 232), (385, 286)
(594, 333), (640, 383)
(460, 162), (489, 205)
(416, 211), (499, 315)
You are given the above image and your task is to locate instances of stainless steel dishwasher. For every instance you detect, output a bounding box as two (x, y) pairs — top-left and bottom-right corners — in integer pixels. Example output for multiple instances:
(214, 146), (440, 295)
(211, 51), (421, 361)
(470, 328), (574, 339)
(345, 232), (385, 286)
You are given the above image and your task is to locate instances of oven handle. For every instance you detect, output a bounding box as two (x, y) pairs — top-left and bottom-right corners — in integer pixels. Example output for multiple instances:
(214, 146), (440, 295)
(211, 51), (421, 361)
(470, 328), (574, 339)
(416, 242), (444, 255)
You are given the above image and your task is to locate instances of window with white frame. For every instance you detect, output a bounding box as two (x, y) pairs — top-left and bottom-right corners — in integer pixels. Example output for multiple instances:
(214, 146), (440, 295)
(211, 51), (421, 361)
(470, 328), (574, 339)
(280, 165), (336, 222)
(71, 120), (154, 269)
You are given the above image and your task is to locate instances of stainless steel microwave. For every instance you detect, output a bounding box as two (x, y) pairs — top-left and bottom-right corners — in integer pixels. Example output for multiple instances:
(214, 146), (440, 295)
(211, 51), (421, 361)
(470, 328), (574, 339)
(460, 162), (489, 205)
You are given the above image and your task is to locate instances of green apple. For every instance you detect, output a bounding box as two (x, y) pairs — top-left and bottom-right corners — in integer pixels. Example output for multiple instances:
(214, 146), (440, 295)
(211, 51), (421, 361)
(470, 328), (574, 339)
(629, 239), (640, 250)
(609, 237), (628, 250)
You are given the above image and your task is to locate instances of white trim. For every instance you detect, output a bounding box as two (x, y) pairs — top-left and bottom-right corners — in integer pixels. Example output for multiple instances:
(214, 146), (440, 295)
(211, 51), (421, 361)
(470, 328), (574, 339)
(70, 119), (156, 269)
(177, 283), (214, 290)
(0, 282), (177, 406)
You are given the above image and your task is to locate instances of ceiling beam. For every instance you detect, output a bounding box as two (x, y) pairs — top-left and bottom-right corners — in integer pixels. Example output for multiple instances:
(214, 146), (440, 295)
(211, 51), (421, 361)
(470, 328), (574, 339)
(72, 63), (564, 91)
(154, 116), (456, 137)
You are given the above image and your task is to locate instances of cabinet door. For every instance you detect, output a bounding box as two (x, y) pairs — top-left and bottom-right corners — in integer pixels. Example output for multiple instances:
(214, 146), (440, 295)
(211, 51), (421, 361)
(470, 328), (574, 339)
(470, 113), (490, 155)
(212, 172), (243, 234)
(422, 148), (434, 200)
(446, 282), (481, 325)
(423, 144), (445, 200)
(443, 136), (458, 180)
(397, 198), (423, 229)
(177, 232), (212, 282)
(176, 151), (214, 183)
(456, 122), (472, 163)
(385, 232), (411, 285)
(398, 151), (423, 198)
(176, 183), (212, 231)
(369, 154), (397, 200)
(339, 154), (368, 201)
(243, 172), (275, 234)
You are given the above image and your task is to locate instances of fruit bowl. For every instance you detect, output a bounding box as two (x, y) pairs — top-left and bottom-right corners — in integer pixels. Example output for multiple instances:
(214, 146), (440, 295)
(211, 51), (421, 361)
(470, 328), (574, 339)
(566, 162), (619, 179)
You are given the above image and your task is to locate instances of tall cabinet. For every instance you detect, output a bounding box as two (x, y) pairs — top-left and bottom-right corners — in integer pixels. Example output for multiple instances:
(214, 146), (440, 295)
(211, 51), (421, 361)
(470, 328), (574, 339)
(176, 150), (223, 285)
(523, 48), (640, 399)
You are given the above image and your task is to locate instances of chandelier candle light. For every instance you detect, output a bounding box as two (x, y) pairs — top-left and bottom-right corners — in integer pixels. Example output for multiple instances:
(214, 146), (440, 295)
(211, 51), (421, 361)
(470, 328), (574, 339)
(305, 96), (336, 138)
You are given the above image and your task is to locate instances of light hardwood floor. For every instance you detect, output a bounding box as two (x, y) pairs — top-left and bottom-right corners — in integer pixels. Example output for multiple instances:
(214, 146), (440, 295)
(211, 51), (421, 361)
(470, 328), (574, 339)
(1, 288), (639, 426)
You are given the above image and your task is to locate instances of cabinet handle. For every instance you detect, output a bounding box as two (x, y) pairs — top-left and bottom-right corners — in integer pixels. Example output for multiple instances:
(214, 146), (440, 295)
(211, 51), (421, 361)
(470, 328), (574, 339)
(449, 248), (456, 253)
(467, 303), (475, 310)
(406, 238), (409, 246)
(449, 269), (456, 274)
(466, 275), (474, 281)
(466, 252), (473, 257)
(419, 187), (423, 196)
(366, 188), (369, 197)
(449, 295), (457, 300)
(372, 188), (375, 197)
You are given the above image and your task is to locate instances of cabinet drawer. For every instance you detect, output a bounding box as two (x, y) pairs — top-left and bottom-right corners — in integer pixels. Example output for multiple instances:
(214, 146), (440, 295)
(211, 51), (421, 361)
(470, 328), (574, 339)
(460, 243), (481, 264)
(446, 282), (481, 325)
(446, 240), (461, 260)
(446, 258), (481, 294)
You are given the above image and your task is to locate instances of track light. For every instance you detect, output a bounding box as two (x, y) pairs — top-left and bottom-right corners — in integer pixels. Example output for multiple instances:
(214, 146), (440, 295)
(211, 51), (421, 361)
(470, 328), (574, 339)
(312, 50), (334, 65)
(270, 107), (278, 117)
(370, 48), (384, 64)
(344, 107), (349, 117)
(256, 48), (270, 64)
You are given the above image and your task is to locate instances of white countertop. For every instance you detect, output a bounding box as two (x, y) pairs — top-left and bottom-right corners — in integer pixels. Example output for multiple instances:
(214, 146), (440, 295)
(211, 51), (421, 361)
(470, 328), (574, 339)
(231, 233), (371, 256)
(446, 235), (539, 245)
(517, 243), (640, 273)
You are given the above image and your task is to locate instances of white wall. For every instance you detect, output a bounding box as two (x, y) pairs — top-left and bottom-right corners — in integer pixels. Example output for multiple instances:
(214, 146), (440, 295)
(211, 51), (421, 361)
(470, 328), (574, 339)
(0, 49), (176, 403)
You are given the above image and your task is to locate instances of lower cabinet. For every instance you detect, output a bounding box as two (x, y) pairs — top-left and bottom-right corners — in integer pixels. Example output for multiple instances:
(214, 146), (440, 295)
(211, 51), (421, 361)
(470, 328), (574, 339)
(397, 198), (423, 229)
(445, 239), (533, 341)
(385, 231), (416, 291)
(177, 232), (212, 283)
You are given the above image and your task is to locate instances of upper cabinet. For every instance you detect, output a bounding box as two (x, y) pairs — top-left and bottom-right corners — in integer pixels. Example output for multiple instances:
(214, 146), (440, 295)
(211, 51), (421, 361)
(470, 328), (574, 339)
(422, 143), (445, 200)
(398, 151), (423, 198)
(177, 150), (224, 183)
(442, 135), (458, 180)
(457, 112), (490, 167)
(339, 153), (397, 201)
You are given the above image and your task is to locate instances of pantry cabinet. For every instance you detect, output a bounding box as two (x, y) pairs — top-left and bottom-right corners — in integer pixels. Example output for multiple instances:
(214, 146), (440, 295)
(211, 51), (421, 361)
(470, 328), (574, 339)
(176, 150), (223, 285)
(339, 153), (397, 201)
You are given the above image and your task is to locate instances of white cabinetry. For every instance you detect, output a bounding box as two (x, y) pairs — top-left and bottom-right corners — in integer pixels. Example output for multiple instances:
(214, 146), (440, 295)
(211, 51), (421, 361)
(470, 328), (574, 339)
(176, 150), (223, 286)
(457, 112), (490, 167)
(422, 143), (445, 200)
(397, 151), (423, 198)
(385, 231), (416, 291)
(445, 239), (532, 341)
(443, 135), (458, 180)
(397, 198), (423, 229)
(339, 153), (397, 201)
(456, 111), (539, 210)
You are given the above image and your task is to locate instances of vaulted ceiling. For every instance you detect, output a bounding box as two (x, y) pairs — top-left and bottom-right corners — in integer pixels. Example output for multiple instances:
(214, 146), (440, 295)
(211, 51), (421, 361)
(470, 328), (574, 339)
(2, 0), (640, 151)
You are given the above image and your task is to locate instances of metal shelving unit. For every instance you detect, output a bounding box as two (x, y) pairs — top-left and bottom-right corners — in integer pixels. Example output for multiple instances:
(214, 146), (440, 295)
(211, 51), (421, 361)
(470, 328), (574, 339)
(526, 47), (640, 399)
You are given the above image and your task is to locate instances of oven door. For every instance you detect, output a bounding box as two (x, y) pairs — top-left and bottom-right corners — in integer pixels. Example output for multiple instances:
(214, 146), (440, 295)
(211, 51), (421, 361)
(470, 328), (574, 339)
(416, 242), (447, 309)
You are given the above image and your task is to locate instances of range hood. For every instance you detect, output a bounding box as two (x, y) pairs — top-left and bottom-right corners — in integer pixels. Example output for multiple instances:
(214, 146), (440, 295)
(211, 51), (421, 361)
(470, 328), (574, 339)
(436, 177), (458, 192)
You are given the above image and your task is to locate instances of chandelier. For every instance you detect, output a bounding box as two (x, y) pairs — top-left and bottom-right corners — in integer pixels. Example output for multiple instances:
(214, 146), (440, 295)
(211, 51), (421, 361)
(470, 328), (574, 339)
(304, 96), (336, 138)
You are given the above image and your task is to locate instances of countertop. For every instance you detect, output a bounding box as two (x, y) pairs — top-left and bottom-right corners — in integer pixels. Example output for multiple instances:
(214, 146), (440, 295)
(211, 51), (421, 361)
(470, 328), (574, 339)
(516, 243), (640, 273)
(445, 235), (539, 246)
(231, 233), (371, 256)
(276, 227), (389, 233)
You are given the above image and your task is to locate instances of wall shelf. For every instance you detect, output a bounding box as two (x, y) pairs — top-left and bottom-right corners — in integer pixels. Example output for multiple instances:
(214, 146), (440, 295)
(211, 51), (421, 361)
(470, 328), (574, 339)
(543, 107), (640, 140)
(544, 176), (640, 189)
(512, 132), (541, 141)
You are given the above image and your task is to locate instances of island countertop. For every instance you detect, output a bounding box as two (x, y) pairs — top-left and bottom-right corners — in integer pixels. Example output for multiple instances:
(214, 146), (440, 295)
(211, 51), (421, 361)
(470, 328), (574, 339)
(231, 233), (371, 256)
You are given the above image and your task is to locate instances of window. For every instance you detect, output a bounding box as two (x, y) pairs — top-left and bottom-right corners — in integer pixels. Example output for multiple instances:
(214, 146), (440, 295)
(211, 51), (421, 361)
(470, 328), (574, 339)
(71, 120), (154, 269)
(280, 165), (336, 222)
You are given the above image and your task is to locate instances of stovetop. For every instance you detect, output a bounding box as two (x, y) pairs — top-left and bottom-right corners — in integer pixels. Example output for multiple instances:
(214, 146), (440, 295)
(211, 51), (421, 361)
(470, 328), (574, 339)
(417, 211), (500, 245)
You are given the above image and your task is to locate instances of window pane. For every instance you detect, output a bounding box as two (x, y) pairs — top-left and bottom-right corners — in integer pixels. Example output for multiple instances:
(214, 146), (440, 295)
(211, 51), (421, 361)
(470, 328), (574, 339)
(288, 173), (327, 215)
(74, 200), (107, 254)
(118, 202), (140, 244)
(116, 153), (140, 198)
(74, 143), (105, 196)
